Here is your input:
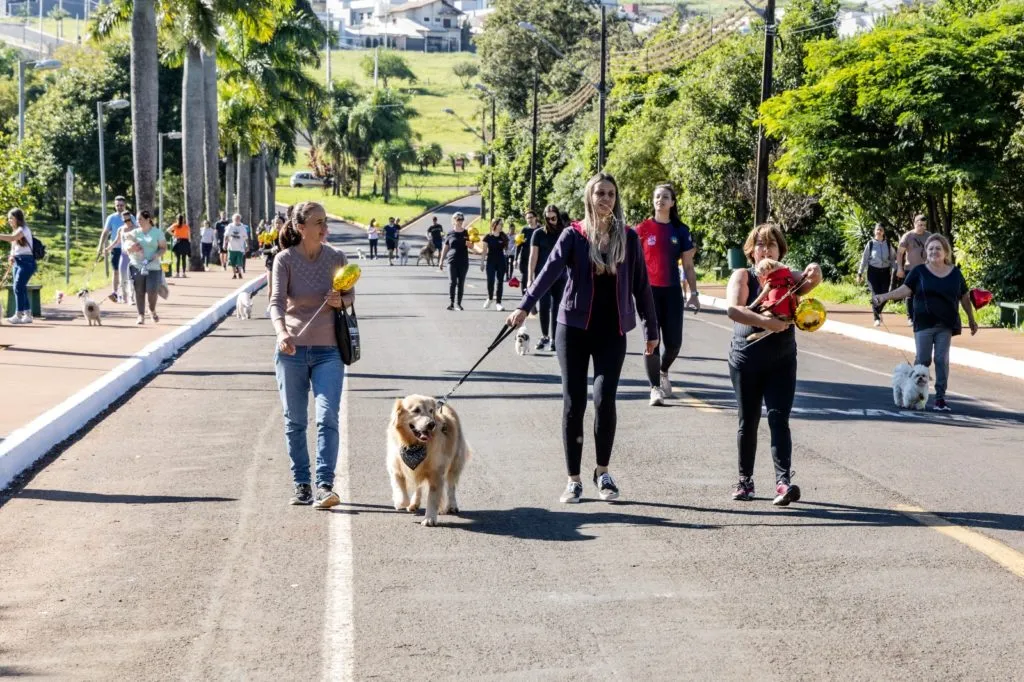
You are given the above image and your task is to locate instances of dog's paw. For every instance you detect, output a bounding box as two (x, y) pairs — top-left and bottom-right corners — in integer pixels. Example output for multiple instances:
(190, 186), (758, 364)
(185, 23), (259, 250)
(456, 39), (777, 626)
(440, 506), (459, 515)
(421, 516), (437, 527)
(405, 503), (420, 513)
(393, 499), (410, 511)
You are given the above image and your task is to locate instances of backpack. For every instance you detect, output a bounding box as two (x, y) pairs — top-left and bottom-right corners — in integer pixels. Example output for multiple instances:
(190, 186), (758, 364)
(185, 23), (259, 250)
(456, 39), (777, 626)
(31, 235), (46, 261)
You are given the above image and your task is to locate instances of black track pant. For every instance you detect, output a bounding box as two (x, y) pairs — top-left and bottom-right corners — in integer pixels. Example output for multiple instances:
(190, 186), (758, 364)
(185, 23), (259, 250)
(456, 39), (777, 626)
(486, 261), (505, 303)
(369, 240), (378, 259)
(538, 278), (565, 340)
(174, 251), (187, 276)
(645, 285), (684, 387)
(556, 324), (627, 477)
(866, 266), (892, 321)
(448, 261), (468, 305)
(728, 355), (797, 484)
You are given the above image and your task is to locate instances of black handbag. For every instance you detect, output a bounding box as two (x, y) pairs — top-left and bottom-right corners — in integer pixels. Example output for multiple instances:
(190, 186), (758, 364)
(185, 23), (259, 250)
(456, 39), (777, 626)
(334, 304), (361, 365)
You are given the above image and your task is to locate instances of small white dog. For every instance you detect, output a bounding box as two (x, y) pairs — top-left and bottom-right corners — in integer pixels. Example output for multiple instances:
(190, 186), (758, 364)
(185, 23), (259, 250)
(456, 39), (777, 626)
(77, 289), (104, 326)
(356, 248), (367, 261)
(235, 290), (253, 320)
(892, 363), (930, 410)
(398, 240), (410, 266)
(515, 326), (531, 356)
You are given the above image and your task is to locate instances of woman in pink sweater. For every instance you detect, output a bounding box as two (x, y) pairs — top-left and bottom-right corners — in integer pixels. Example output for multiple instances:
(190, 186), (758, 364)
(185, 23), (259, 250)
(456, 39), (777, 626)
(270, 201), (355, 508)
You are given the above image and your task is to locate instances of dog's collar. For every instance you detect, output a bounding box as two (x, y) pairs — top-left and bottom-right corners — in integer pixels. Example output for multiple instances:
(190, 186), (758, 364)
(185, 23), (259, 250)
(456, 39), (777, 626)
(400, 443), (428, 470)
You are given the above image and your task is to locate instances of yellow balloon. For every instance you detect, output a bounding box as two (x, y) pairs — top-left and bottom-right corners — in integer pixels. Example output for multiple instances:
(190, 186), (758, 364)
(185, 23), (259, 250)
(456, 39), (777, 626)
(515, 233), (526, 246)
(794, 298), (827, 332)
(333, 263), (361, 291)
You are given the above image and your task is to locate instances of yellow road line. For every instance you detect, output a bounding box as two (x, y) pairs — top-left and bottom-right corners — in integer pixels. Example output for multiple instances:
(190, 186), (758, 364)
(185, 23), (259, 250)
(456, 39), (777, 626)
(676, 391), (723, 414)
(895, 504), (1024, 580)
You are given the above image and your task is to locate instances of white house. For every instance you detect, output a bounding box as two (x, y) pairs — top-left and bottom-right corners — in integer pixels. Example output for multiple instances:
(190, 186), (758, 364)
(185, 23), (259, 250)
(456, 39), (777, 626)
(333, 0), (467, 52)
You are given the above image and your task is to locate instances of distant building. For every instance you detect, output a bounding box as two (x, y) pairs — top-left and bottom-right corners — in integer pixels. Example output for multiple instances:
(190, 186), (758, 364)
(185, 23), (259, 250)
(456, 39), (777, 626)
(329, 0), (468, 52)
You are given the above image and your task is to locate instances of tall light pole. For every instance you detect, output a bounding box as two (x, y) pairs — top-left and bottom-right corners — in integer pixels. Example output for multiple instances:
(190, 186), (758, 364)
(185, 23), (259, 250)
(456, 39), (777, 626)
(474, 84), (497, 221)
(97, 98), (130, 232)
(158, 131), (183, 230)
(754, 0), (777, 227)
(17, 58), (61, 186)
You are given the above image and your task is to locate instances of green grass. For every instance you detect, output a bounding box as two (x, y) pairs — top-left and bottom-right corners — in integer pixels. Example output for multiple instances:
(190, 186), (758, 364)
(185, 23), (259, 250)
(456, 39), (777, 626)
(276, 185), (468, 226)
(0, 16), (87, 41)
(315, 49), (484, 156)
(279, 161), (479, 190)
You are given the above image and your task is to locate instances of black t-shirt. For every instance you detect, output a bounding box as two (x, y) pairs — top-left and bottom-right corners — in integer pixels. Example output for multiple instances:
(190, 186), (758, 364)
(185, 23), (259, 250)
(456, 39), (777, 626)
(517, 227), (535, 273)
(483, 233), (508, 266)
(215, 220), (228, 243)
(588, 272), (620, 335)
(904, 264), (968, 334)
(427, 224), (443, 246)
(444, 231), (470, 266)
(530, 228), (563, 276)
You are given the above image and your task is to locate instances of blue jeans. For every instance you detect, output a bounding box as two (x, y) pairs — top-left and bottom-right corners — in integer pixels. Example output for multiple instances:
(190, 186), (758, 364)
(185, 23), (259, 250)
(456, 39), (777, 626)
(914, 325), (952, 399)
(275, 346), (344, 487)
(12, 255), (37, 313)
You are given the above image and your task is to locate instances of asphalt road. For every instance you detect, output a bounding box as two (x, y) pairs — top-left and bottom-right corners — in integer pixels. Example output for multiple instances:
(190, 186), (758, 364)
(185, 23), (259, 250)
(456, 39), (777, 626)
(2, 217), (1023, 680)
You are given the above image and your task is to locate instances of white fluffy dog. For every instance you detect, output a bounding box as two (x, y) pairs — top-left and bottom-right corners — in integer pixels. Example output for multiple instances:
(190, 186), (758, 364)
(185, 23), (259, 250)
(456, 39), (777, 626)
(77, 289), (104, 326)
(515, 326), (530, 356)
(892, 363), (930, 410)
(356, 248), (367, 261)
(397, 240), (410, 265)
(235, 290), (253, 320)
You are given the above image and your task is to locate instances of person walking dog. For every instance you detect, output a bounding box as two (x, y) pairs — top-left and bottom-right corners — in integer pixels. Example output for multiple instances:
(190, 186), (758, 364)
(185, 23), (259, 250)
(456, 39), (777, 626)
(270, 201), (354, 509)
(507, 172), (658, 504)
(873, 234), (977, 412)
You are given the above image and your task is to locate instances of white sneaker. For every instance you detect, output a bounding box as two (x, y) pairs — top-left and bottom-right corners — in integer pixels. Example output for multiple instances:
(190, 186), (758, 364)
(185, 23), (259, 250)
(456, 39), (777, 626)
(483, 299), (492, 309)
(495, 303), (504, 311)
(6, 313), (25, 324)
(873, 319), (881, 327)
(659, 372), (674, 398)
(18, 312), (32, 324)
(649, 387), (665, 406)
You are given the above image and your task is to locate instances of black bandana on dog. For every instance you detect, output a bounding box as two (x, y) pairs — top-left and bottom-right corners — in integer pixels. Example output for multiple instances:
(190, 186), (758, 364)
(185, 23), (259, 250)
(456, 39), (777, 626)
(400, 443), (428, 470)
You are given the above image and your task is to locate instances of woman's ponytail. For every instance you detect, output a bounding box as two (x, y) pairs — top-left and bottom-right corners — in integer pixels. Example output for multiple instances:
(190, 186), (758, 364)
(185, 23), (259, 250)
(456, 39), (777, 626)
(278, 201), (323, 250)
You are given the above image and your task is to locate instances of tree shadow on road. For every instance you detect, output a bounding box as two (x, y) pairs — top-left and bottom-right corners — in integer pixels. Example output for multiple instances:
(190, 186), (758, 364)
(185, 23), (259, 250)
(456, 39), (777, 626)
(451, 507), (718, 541)
(618, 499), (1024, 532)
(15, 489), (236, 505)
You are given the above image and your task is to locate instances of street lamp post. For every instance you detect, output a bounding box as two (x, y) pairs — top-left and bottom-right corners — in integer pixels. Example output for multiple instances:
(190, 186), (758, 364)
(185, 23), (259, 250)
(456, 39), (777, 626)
(474, 84), (497, 221)
(17, 58), (61, 186)
(97, 98), (130, 234)
(159, 131), (183, 231)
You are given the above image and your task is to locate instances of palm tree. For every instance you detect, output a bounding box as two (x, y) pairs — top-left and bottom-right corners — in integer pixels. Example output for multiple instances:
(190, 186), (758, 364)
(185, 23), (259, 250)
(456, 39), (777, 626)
(130, 0), (159, 213)
(347, 88), (416, 197)
(202, 48), (220, 239)
(372, 138), (415, 202)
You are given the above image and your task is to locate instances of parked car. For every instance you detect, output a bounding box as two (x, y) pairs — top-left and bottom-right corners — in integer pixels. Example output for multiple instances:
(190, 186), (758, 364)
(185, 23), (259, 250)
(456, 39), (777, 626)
(290, 171), (328, 188)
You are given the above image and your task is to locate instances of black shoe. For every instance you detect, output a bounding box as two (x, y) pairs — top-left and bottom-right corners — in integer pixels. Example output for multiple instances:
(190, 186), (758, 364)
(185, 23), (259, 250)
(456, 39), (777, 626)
(314, 484), (340, 509)
(290, 483), (313, 505)
(447, 303), (455, 311)
(535, 337), (549, 351)
(732, 476), (754, 501)
(772, 472), (801, 506)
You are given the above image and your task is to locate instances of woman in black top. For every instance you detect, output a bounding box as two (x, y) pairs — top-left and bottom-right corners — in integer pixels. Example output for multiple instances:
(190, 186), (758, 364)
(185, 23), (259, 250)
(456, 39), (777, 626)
(529, 204), (568, 351)
(438, 211), (470, 311)
(726, 224), (821, 506)
(873, 234), (977, 412)
(481, 218), (509, 311)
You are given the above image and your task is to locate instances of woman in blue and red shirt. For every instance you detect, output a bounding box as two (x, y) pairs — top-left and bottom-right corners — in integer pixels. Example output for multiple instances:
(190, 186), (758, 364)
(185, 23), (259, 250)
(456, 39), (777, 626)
(634, 184), (700, 406)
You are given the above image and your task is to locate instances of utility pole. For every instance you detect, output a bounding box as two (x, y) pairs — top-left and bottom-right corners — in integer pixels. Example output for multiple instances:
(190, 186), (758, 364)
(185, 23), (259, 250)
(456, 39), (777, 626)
(598, 3), (607, 170)
(529, 58), (539, 213)
(325, 11), (332, 91)
(753, 0), (776, 227)
(489, 96), (495, 221)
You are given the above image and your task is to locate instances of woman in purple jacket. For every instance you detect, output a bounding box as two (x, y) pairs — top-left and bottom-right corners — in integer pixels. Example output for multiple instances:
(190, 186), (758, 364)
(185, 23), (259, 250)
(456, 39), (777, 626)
(507, 173), (659, 504)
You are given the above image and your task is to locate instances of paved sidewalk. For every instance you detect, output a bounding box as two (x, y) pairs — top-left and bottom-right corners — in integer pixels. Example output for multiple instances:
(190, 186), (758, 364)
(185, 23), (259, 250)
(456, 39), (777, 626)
(700, 284), (1024, 362)
(0, 265), (268, 440)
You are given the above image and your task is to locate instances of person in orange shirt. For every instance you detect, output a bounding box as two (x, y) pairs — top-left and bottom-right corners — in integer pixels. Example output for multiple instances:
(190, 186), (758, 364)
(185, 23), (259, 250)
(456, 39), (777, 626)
(167, 214), (191, 278)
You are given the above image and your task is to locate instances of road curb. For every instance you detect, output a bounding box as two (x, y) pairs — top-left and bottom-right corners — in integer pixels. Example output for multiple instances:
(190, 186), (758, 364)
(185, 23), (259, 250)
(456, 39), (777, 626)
(0, 274), (268, 491)
(697, 294), (1024, 381)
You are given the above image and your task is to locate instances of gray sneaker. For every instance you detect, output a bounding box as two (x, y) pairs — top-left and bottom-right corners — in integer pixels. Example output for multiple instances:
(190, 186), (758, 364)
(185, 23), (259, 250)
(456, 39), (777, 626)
(313, 485), (340, 509)
(559, 481), (583, 504)
(659, 372), (674, 398)
(593, 470), (620, 501)
(290, 483), (313, 506)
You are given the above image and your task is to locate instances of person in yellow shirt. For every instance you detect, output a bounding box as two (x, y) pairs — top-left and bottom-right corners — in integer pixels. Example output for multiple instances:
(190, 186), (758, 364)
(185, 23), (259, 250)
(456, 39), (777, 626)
(167, 214), (191, 278)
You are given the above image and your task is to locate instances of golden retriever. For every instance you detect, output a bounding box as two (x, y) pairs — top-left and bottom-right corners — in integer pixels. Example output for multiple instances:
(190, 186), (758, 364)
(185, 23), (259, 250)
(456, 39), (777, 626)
(387, 395), (471, 526)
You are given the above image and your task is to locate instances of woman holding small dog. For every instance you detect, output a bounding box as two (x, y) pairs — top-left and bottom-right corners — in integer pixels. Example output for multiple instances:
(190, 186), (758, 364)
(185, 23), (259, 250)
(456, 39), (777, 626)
(1, 208), (37, 324)
(507, 173), (658, 504)
(270, 200), (354, 509)
(872, 234), (977, 412)
(123, 210), (167, 325)
(726, 223), (822, 506)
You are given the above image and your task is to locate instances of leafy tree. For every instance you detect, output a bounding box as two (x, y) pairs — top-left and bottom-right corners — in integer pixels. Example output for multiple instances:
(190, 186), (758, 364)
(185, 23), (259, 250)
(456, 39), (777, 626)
(416, 142), (443, 172)
(451, 61), (479, 88)
(347, 88), (416, 196)
(371, 138), (415, 202)
(360, 51), (416, 88)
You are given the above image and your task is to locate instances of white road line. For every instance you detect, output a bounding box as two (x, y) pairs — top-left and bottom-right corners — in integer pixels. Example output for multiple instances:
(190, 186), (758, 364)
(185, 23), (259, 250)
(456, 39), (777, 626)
(322, 380), (354, 681)
(690, 315), (1010, 413)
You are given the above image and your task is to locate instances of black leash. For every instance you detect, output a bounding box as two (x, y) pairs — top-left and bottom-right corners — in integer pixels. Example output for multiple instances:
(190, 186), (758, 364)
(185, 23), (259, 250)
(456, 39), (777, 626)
(437, 324), (517, 406)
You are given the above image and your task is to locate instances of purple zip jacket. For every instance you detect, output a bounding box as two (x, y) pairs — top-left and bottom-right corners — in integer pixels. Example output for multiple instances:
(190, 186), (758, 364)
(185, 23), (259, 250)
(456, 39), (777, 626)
(519, 221), (659, 341)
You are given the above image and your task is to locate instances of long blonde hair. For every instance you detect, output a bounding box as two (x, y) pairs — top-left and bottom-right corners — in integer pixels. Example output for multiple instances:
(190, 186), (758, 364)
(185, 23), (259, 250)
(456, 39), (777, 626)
(582, 172), (626, 275)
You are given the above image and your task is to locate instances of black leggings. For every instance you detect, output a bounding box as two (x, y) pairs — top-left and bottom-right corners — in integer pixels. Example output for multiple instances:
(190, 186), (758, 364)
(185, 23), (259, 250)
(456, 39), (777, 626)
(486, 261), (505, 303)
(645, 285), (684, 387)
(174, 251), (187, 275)
(866, 266), (892, 321)
(369, 239), (378, 259)
(538, 278), (565, 339)
(556, 324), (627, 477)
(448, 261), (468, 305)
(728, 355), (797, 484)
(506, 255), (515, 280)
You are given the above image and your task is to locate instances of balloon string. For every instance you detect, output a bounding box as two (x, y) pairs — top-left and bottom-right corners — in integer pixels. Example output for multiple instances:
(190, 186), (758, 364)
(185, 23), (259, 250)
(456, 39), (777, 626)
(296, 299), (330, 338)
